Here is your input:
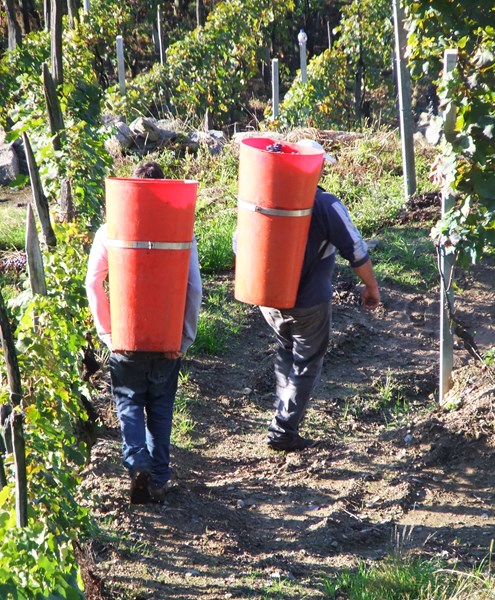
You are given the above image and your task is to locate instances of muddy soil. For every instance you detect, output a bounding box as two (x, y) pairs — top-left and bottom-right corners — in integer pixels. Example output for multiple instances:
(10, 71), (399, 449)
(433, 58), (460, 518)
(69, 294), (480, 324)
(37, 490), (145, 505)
(79, 206), (495, 599)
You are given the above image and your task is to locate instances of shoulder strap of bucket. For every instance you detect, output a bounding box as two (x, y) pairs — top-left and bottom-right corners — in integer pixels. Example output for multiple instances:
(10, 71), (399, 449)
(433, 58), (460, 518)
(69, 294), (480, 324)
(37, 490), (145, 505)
(299, 239), (330, 290)
(299, 186), (330, 289)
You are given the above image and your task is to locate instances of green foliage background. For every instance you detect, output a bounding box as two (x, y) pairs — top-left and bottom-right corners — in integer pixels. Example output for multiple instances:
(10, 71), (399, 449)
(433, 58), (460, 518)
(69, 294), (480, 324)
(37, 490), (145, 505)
(406, 1), (495, 264)
(0, 0), (494, 595)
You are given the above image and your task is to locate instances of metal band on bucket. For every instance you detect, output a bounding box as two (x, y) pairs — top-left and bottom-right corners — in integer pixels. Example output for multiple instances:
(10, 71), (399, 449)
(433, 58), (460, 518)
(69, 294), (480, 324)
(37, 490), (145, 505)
(238, 199), (312, 218)
(107, 239), (193, 251)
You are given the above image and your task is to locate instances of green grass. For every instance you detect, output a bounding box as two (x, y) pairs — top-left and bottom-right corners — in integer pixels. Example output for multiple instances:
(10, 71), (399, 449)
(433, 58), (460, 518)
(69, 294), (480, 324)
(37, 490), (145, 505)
(371, 226), (438, 290)
(239, 569), (315, 599)
(324, 553), (443, 599)
(0, 190), (29, 298)
(0, 197), (26, 249)
(328, 173), (406, 237)
(195, 205), (237, 274)
(190, 278), (247, 355)
(367, 368), (407, 416)
(172, 371), (200, 448)
(323, 549), (495, 600)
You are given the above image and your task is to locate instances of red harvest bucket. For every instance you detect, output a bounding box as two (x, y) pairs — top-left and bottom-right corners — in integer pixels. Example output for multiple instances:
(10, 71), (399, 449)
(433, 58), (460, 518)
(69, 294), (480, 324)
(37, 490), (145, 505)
(234, 138), (324, 308)
(105, 177), (198, 352)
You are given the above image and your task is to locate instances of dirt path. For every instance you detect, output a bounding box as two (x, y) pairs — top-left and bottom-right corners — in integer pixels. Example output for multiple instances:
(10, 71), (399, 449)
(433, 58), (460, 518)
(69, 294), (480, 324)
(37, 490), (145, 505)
(80, 255), (495, 599)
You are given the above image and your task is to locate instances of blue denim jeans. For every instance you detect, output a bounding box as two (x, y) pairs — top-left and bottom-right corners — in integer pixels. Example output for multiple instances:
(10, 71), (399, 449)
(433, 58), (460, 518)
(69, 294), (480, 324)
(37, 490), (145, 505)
(109, 352), (181, 487)
(260, 302), (332, 441)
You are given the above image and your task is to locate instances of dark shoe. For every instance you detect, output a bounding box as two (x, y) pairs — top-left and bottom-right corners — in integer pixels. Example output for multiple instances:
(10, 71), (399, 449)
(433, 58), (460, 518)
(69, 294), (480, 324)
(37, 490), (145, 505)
(129, 468), (152, 504)
(148, 480), (173, 504)
(267, 435), (318, 452)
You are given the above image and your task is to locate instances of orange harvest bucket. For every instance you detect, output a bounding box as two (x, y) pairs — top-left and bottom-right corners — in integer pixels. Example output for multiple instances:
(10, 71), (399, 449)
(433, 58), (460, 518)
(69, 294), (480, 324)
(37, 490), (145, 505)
(234, 138), (324, 308)
(105, 177), (198, 352)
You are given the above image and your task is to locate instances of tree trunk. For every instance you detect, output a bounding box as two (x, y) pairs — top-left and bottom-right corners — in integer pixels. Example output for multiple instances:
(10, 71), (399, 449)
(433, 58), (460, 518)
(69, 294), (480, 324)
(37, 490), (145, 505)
(2, 0), (22, 50)
(50, 0), (64, 87)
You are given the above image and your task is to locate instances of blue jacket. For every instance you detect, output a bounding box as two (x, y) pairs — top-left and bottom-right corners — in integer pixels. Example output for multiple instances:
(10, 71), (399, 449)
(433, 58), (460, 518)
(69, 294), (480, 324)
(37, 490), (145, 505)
(295, 187), (369, 308)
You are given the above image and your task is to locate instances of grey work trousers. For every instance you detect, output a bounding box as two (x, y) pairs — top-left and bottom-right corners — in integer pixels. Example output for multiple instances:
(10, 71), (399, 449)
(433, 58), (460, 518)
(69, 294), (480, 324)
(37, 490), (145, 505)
(260, 301), (332, 441)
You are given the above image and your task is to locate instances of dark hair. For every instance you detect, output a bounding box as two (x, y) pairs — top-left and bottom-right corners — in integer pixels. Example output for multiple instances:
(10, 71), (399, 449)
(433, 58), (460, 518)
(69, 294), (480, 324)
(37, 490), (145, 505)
(132, 161), (165, 179)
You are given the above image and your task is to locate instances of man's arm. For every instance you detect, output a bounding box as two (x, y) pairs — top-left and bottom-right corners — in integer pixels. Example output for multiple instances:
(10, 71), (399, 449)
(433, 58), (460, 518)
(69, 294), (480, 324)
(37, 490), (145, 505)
(353, 259), (381, 309)
(85, 225), (112, 347)
(179, 237), (202, 354)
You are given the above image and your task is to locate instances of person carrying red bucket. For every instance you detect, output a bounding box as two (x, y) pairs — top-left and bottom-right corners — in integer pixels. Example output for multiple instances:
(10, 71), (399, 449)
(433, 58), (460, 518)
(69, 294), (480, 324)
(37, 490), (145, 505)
(234, 138), (381, 451)
(85, 161), (202, 503)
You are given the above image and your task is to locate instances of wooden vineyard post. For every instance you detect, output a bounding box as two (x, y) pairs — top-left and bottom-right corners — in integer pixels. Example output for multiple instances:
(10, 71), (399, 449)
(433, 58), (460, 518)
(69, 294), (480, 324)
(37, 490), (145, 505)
(60, 178), (75, 223)
(0, 455), (7, 490)
(12, 412), (28, 527)
(22, 132), (57, 247)
(42, 62), (65, 152)
(43, 0), (50, 31)
(0, 291), (22, 406)
(67, 0), (77, 28)
(3, 0), (22, 50)
(0, 290), (27, 525)
(26, 204), (48, 296)
(0, 404), (11, 489)
(50, 0), (64, 88)
(439, 49), (458, 404)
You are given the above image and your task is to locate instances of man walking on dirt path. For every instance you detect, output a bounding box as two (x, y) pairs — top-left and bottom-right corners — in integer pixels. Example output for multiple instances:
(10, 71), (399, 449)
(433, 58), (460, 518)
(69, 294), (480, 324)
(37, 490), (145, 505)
(262, 139), (381, 452)
(85, 161), (202, 503)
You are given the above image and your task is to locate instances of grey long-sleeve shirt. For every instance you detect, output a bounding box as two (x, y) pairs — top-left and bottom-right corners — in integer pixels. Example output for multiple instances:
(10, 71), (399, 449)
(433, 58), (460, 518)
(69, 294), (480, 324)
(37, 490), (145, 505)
(85, 223), (202, 353)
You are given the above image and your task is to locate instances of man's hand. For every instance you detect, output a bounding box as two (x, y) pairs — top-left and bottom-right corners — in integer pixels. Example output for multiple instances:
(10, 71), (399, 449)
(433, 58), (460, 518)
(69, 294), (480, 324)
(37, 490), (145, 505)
(164, 350), (183, 360)
(353, 260), (381, 310)
(360, 284), (381, 310)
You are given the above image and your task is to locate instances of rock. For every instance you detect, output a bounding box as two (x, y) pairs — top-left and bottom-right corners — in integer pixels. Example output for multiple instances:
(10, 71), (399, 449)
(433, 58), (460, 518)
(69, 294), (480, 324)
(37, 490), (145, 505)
(404, 433), (414, 445)
(366, 239), (381, 251)
(102, 115), (229, 157)
(113, 121), (134, 148)
(12, 138), (28, 175)
(185, 569), (200, 577)
(187, 130), (227, 155)
(0, 145), (20, 185)
(129, 117), (162, 143)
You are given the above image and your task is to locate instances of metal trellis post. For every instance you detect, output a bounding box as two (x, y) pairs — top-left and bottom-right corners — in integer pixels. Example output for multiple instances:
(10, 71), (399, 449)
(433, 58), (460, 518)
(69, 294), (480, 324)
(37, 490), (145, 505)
(392, 0), (416, 201)
(439, 49), (458, 403)
(298, 29), (308, 84)
(116, 35), (126, 96)
(271, 58), (279, 120)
